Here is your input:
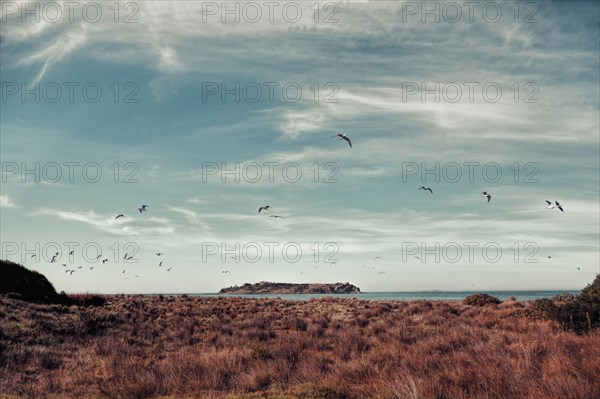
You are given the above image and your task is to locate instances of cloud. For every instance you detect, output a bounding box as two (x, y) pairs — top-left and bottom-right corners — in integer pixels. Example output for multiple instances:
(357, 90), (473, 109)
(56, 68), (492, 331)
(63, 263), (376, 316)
(0, 195), (17, 208)
(37, 209), (175, 236)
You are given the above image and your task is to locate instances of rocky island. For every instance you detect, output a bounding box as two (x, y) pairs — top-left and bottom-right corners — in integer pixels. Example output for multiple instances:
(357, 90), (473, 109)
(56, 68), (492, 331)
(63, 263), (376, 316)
(219, 281), (361, 294)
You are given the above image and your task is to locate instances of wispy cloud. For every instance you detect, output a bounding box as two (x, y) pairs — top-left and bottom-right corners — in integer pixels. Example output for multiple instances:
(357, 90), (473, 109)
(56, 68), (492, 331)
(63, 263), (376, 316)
(37, 209), (175, 236)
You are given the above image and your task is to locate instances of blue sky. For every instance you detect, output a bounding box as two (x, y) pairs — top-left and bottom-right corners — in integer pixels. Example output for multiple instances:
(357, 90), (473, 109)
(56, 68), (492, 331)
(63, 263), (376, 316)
(1, 0), (599, 293)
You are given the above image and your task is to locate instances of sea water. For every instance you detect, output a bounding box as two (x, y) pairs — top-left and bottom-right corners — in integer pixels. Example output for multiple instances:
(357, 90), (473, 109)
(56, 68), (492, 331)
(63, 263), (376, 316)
(180, 290), (581, 301)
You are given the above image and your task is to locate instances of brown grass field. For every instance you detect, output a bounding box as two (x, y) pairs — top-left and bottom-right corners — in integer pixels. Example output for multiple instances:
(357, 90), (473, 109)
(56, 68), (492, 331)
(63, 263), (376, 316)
(1, 294), (599, 399)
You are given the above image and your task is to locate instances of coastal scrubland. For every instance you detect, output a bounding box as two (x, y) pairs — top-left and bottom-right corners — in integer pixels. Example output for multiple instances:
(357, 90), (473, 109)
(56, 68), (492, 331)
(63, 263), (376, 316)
(1, 293), (599, 399)
(1, 260), (599, 399)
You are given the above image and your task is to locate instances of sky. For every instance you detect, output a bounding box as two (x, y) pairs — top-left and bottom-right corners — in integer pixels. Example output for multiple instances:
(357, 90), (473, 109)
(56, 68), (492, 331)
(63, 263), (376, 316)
(1, 0), (599, 294)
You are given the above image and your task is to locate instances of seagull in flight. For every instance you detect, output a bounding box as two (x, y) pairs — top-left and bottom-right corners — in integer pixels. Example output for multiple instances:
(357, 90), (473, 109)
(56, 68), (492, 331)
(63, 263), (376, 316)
(30, 254), (36, 258)
(158, 261), (163, 267)
(115, 214), (125, 219)
(51, 255), (58, 263)
(138, 205), (149, 213)
(482, 192), (491, 203)
(126, 255), (134, 261)
(545, 200), (564, 212)
(258, 205), (271, 213)
(156, 252), (163, 256)
(419, 186), (433, 194)
(362, 264), (375, 271)
(166, 267), (172, 272)
(222, 270), (230, 273)
(89, 267), (95, 270)
(61, 264), (67, 267)
(576, 267), (581, 270)
(69, 250), (74, 255)
(378, 271), (386, 275)
(66, 270), (75, 275)
(102, 258), (108, 264)
(123, 253), (128, 260)
(270, 215), (285, 219)
(374, 256), (383, 260)
(332, 133), (352, 148)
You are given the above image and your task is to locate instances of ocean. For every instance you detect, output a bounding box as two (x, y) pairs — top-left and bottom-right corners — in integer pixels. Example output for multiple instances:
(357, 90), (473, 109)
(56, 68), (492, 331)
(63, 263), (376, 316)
(183, 290), (581, 301)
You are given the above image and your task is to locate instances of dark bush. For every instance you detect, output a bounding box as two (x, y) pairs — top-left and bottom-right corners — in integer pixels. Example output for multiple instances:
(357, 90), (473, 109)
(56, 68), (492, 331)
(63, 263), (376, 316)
(533, 275), (600, 333)
(551, 292), (577, 303)
(70, 294), (107, 307)
(463, 293), (501, 306)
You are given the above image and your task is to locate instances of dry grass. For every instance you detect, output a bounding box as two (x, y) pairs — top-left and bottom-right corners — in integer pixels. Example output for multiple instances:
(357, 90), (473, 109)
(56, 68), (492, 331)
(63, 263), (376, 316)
(0, 295), (599, 399)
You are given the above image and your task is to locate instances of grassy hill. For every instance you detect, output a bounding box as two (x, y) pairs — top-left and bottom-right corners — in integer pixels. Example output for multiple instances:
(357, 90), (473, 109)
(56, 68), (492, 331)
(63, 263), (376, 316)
(0, 259), (64, 304)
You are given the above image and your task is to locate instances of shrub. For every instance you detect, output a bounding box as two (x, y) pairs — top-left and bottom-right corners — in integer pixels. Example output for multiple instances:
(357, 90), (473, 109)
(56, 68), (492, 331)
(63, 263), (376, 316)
(579, 274), (600, 303)
(533, 275), (600, 333)
(463, 293), (501, 306)
(69, 294), (107, 307)
(550, 292), (577, 303)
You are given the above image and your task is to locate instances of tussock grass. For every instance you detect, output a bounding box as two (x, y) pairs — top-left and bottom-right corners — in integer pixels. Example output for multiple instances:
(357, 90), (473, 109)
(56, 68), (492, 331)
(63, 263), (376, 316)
(0, 293), (599, 399)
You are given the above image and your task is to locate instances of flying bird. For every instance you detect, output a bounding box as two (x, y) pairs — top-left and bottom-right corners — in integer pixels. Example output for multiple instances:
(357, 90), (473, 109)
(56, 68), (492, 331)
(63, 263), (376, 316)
(89, 267), (95, 270)
(378, 271), (386, 275)
(258, 205), (271, 213)
(115, 214), (125, 219)
(61, 264), (67, 267)
(166, 267), (172, 272)
(362, 264), (375, 271)
(65, 270), (75, 275)
(374, 256), (383, 260)
(138, 205), (149, 213)
(156, 252), (163, 256)
(222, 270), (230, 273)
(30, 254), (36, 258)
(77, 266), (82, 269)
(332, 133), (352, 148)
(576, 267), (581, 270)
(158, 261), (163, 267)
(419, 186), (433, 194)
(126, 255), (134, 261)
(482, 192), (491, 203)
(102, 258), (108, 264)
(69, 250), (74, 255)
(51, 255), (57, 263)
(123, 253), (128, 260)
(270, 215), (285, 219)
(122, 270), (126, 274)
(545, 200), (564, 212)
(96, 255), (102, 260)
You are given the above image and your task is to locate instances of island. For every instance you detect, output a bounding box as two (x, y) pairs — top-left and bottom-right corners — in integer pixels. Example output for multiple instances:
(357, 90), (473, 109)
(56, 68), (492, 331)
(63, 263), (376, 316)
(219, 281), (361, 294)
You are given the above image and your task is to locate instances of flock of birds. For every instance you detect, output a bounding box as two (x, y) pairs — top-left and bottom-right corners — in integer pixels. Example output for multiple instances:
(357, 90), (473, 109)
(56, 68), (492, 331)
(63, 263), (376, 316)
(35, 132), (580, 283)
(34, 206), (175, 279)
